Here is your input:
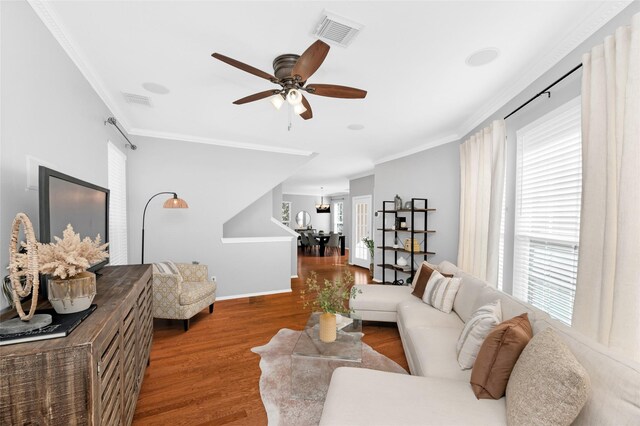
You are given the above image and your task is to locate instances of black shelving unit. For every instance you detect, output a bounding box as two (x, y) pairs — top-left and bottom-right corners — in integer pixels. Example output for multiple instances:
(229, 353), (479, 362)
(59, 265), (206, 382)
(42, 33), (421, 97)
(377, 198), (436, 285)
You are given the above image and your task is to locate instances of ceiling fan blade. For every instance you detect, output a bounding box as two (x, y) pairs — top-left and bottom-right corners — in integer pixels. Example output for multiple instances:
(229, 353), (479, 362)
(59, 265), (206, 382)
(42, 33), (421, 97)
(306, 84), (367, 99)
(233, 90), (279, 105)
(291, 40), (330, 82)
(212, 53), (277, 82)
(300, 95), (313, 120)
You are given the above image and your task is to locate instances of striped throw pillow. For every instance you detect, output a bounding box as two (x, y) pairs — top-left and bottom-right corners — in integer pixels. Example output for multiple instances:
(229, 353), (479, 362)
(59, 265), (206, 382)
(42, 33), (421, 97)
(421, 270), (461, 313)
(153, 261), (183, 282)
(456, 299), (502, 369)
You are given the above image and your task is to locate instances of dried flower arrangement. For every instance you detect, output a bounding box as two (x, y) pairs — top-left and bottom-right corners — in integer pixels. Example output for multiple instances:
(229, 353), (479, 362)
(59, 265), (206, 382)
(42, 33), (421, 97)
(15, 224), (109, 279)
(301, 271), (361, 314)
(362, 237), (375, 261)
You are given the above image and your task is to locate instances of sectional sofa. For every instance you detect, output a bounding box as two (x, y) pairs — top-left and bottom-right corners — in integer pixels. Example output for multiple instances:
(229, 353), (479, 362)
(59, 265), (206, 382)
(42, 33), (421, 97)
(319, 261), (640, 425)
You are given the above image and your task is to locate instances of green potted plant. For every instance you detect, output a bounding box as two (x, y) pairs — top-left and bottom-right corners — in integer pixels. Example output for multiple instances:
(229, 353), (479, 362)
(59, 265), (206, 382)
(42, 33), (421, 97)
(362, 237), (375, 278)
(301, 271), (361, 342)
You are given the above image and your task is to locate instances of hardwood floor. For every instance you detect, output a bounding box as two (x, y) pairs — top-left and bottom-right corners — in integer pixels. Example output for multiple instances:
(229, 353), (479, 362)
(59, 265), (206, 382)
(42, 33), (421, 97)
(133, 249), (407, 425)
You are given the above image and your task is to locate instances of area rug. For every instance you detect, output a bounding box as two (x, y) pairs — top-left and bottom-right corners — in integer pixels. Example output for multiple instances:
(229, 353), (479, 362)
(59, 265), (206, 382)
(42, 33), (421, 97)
(251, 328), (407, 426)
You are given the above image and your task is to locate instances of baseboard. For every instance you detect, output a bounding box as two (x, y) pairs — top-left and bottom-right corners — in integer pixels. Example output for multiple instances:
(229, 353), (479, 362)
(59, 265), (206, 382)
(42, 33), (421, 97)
(216, 288), (292, 301)
(372, 278), (382, 283)
(290, 275), (299, 279)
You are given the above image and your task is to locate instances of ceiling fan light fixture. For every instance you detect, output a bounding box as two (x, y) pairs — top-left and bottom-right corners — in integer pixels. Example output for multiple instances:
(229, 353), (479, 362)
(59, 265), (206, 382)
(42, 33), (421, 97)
(270, 94), (285, 110)
(286, 89), (303, 105)
(293, 103), (307, 115)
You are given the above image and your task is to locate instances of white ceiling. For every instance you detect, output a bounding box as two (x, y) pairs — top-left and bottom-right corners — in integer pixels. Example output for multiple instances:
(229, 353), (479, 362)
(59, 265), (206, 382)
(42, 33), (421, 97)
(31, 0), (631, 195)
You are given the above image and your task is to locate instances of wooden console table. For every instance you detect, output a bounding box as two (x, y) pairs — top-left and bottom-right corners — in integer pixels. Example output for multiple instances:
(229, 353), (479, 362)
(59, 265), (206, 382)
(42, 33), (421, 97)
(0, 264), (153, 425)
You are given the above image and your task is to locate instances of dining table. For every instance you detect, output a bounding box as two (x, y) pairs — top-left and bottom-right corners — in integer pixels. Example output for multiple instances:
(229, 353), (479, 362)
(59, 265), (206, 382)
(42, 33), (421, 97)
(310, 233), (346, 257)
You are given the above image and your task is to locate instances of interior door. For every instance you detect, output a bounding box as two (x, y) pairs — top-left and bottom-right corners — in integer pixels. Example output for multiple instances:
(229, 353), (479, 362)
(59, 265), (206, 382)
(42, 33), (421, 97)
(352, 195), (373, 268)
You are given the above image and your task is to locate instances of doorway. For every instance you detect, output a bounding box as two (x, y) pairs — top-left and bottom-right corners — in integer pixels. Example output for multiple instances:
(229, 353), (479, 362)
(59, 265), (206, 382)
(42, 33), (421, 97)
(351, 195), (373, 268)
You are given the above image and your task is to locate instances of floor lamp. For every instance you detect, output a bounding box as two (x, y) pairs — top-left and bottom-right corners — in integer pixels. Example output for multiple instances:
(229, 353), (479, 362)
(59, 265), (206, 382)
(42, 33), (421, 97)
(141, 192), (189, 264)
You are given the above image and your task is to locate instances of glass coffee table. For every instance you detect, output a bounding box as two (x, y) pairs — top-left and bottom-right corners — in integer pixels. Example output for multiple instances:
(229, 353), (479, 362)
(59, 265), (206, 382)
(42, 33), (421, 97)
(291, 312), (363, 400)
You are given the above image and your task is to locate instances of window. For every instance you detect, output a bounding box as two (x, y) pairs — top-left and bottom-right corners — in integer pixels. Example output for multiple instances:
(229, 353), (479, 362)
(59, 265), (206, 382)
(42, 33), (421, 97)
(512, 98), (582, 325)
(108, 142), (128, 265)
(333, 201), (344, 233)
(281, 201), (291, 227)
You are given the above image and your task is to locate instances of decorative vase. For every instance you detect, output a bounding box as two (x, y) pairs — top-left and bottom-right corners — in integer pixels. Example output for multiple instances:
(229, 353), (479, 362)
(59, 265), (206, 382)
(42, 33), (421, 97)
(397, 256), (408, 267)
(48, 271), (96, 314)
(394, 194), (403, 210)
(369, 263), (374, 278)
(319, 312), (337, 343)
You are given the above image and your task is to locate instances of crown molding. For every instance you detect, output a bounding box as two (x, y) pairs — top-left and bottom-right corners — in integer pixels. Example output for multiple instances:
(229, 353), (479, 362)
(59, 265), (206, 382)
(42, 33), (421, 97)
(27, 0), (132, 131)
(374, 133), (459, 166)
(128, 128), (314, 157)
(456, 0), (633, 139)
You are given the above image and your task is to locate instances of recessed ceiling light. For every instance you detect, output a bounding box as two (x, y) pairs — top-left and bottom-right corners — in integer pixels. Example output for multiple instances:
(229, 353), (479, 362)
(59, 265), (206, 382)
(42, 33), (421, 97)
(347, 124), (364, 130)
(142, 82), (170, 95)
(465, 48), (500, 67)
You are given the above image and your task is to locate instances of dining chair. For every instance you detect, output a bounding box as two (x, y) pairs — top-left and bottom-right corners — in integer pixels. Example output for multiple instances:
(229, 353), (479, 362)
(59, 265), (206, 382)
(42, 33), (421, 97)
(299, 232), (310, 253)
(306, 231), (320, 253)
(326, 232), (340, 255)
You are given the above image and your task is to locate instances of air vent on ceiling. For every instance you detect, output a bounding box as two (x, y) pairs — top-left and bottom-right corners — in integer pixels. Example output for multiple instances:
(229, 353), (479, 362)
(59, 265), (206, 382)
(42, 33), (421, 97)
(122, 92), (152, 107)
(313, 11), (363, 47)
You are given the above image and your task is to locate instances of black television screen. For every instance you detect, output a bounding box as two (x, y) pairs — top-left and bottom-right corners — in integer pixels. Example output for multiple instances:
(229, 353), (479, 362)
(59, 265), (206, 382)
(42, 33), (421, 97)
(39, 166), (110, 272)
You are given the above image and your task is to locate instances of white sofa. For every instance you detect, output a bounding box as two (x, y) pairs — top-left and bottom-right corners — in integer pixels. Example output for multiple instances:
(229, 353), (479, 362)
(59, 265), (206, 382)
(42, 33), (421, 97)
(319, 261), (640, 425)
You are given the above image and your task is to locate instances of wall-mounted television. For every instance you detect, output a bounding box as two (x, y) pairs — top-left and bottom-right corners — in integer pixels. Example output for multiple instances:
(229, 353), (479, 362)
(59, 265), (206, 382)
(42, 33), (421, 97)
(39, 166), (110, 274)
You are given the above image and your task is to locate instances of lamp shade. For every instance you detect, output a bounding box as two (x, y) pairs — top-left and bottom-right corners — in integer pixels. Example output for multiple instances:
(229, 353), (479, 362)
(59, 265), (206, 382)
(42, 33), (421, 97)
(293, 103), (307, 115)
(163, 196), (189, 208)
(286, 89), (303, 105)
(270, 94), (285, 110)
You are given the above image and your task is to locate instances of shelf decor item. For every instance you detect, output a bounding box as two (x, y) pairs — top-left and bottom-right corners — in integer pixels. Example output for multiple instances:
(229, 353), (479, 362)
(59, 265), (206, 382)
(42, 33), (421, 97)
(37, 224), (109, 314)
(393, 236), (402, 249)
(301, 270), (361, 343)
(404, 238), (421, 252)
(397, 256), (408, 267)
(394, 194), (403, 210)
(0, 213), (54, 335)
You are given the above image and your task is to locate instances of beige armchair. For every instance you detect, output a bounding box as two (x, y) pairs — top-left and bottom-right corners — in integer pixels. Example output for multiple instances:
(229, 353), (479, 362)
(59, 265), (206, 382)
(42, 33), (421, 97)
(152, 261), (217, 331)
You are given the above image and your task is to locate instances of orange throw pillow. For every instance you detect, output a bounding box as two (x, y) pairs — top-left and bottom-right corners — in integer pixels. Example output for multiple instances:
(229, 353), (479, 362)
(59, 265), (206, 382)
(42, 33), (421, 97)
(470, 313), (533, 399)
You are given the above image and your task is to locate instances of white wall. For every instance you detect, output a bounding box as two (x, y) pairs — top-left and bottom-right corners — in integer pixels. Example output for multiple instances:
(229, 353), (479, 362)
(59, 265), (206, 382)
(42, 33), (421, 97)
(373, 143), (460, 282)
(283, 194), (331, 232)
(0, 1), (125, 309)
(126, 136), (310, 298)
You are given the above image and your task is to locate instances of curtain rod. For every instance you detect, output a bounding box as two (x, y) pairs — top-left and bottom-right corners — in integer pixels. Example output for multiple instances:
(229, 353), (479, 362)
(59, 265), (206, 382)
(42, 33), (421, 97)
(105, 117), (138, 150)
(504, 63), (583, 120)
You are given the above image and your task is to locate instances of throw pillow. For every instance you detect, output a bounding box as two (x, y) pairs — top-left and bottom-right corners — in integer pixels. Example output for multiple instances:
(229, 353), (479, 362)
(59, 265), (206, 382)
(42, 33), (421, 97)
(506, 328), (591, 426)
(421, 270), (461, 313)
(456, 299), (502, 369)
(153, 261), (183, 282)
(470, 313), (532, 399)
(411, 262), (436, 298)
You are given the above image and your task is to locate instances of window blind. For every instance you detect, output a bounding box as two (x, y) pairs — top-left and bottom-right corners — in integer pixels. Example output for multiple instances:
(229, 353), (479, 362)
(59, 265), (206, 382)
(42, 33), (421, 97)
(513, 98), (581, 325)
(108, 142), (128, 265)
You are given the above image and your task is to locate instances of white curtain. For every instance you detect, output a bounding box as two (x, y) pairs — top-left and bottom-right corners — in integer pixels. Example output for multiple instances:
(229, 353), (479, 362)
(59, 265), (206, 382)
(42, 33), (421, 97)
(573, 13), (640, 362)
(458, 119), (506, 285)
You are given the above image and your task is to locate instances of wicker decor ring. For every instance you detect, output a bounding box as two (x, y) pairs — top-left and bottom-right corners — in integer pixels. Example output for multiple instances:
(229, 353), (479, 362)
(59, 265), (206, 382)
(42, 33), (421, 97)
(9, 213), (40, 321)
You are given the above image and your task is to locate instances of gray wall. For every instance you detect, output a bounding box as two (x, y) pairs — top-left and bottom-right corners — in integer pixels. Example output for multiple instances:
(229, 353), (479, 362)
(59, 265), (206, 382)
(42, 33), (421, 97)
(373, 141), (460, 281)
(272, 184), (283, 219)
(283, 194), (331, 232)
(223, 187), (298, 277)
(0, 1), (126, 309)
(127, 136), (310, 298)
(458, 1), (640, 294)
(348, 175), (375, 263)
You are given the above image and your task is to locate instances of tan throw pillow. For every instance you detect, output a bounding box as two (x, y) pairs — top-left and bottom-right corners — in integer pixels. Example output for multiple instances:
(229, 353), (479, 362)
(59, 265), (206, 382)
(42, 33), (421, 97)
(506, 328), (591, 426)
(470, 313), (532, 399)
(411, 262), (436, 298)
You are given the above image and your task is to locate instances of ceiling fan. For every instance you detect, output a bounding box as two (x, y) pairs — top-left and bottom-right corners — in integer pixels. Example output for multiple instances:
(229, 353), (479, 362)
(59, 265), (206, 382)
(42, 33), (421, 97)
(212, 40), (367, 120)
